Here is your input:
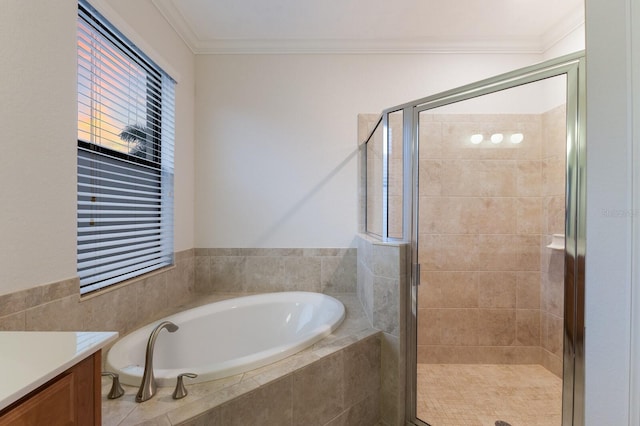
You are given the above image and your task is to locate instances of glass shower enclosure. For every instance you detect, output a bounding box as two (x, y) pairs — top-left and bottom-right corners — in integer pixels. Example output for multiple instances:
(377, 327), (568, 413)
(361, 52), (585, 426)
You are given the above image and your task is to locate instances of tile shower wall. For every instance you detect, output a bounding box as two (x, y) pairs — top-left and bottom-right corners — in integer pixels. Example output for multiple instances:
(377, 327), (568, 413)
(416, 109), (566, 372)
(194, 248), (357, 294)
(541, 105), (567, 377)
(417, 112), (544, 365)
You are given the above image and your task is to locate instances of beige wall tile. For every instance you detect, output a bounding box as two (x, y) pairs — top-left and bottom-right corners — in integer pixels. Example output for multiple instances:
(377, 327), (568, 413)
(166, 257), (196, 306)
(284, 256), (322, 292)
(516, 309), (540, 346)
(419, 271), (478, 308)
(477, 272), (516, 308)
(419, 234), (479, 271)
(0, 289), (26, 317)
(418, 345), (541, 365)
(372, 244), (402, 279)
(195, 256), (211, 293)
(413, 109), (565, 366)
(542, 157), (566, 197)
(418, 119), (442, 159)
(209, 256), (246, 292)
(380, 332), (403, 426)
(373, 276), (400, 336)
(136, 273), (169, 326)
(516, 160), (542, 197)
(419, 160), (442, 196)
(244, 257), (286, 292)
(440, 160), (517, 197)
(325, 393), (380, 426)
(343, 335), (380, 408)
(542, 105), (567, 159)
(418, 308), (479, 346)
(293, 352), (344, 425)
(0, 311), (25, 330)
(420, 197), (516, 235)
(219, 376), (293, 426)
(82, 283), (138, 334)
(541, 349), (563, 378)
(541, 312), (564, 356)
(476, 235), (521, 271)
(476, 309), (516, 346)
(513, 119), (542, 160)
(516, 197), (544, 234)
(516, 272), (541, 309)
(321, 255), (357, 293)
(25, 295), (82, 331)
(545, 195), (566, 235)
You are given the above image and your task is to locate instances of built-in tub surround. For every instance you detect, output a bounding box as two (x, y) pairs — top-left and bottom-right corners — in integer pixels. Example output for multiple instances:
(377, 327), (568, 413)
(195, 248), (357, 294)
(0, 246), (367, 424)
(0, 249), (195, 338)
(106, 292), (345, 386)
(101, 293), (381, 426)
(356, 233), (408, 426)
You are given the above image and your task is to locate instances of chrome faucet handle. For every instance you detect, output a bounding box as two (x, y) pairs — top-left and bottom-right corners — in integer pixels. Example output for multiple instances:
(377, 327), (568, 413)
(136, 321), (179, 403)
(101, 371), (125, 399)
(172, 373), (198, 399)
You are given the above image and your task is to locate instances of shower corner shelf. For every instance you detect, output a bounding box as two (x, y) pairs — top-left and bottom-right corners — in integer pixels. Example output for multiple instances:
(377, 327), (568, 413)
(546, 234), (565, 250)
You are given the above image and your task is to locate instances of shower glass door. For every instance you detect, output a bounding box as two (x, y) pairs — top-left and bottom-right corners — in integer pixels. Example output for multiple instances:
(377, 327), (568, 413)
(406, 54), (585, 426)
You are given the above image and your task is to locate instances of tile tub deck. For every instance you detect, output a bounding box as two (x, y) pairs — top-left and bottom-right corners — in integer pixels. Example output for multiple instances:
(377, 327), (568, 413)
(101, 293), (380, 425)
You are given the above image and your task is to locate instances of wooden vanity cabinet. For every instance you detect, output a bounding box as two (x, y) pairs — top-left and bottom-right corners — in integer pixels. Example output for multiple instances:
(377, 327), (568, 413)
(0, 351), (102, 426)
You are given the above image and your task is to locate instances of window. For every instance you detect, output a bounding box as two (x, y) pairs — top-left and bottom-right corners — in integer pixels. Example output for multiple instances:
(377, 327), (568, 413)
(77, 0), (175, 294)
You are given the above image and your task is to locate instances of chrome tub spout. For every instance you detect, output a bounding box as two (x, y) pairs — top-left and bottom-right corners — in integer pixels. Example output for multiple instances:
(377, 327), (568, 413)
(135, 320), (179, 402)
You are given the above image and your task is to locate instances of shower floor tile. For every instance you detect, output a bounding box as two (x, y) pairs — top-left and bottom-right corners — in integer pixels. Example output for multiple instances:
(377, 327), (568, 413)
(416, 364), (562, 426)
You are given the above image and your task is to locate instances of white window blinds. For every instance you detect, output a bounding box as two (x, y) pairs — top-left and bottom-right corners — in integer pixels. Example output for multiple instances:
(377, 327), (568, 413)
(77, 0), (175, 294)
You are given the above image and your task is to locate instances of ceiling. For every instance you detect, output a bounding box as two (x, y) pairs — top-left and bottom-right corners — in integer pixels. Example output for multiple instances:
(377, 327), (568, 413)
(151, 0), (584, 54)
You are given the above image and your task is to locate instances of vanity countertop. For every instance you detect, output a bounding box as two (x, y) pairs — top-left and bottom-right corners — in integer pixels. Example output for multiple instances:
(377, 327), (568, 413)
(0, 331), (118, 411)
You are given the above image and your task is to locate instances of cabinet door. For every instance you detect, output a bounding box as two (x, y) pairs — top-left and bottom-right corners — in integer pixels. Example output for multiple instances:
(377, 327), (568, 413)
(0, 353), (99, 426)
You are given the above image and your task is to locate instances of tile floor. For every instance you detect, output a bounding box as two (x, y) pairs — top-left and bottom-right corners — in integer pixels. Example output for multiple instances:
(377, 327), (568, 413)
(416, 364), (562, 426)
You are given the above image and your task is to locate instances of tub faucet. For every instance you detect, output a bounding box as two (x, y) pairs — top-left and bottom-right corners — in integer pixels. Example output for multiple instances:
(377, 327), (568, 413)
(135, 320), (179, 403)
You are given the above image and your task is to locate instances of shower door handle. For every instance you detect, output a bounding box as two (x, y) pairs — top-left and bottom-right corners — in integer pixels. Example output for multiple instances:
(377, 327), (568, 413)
(413, 263), (421, 285)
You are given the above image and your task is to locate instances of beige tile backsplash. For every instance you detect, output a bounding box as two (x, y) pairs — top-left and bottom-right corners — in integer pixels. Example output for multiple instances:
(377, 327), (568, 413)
(415, 106), (566, 376)
(0, 247), (357, 341)
(0, 250), (196, 337)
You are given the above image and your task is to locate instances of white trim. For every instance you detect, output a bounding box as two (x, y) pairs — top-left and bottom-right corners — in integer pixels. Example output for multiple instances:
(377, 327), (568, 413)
(83, 0), (182, 82)
(541, 8), (586, 54)
(150, 0), (582, 55)
(187, 37), (545, 55)
(630, 0), (640, 421)
(151, 0), (201, 57)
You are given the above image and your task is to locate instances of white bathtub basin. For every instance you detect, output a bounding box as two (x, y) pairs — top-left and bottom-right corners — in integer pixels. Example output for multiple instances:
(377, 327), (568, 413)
(105, 291), (345, 386)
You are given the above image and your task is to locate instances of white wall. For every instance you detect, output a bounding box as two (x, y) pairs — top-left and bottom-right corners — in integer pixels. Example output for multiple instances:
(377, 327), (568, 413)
(544, 22), (586, 61)
(0, 1), (77, 295)
(585, 0), (634, 424)
(0, 0), (195, 296)
(194, 53), (541, 248)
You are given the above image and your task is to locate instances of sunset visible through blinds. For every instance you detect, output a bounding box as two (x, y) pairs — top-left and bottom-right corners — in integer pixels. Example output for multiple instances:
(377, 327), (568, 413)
(77, 18), (148, 155)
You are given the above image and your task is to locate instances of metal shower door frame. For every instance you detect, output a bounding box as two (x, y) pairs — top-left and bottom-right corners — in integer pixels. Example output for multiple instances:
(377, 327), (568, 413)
(395, 52), (586, 426)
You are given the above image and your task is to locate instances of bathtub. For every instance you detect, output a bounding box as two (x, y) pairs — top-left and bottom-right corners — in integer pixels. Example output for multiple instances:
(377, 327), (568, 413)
(105, 291), (345, 387)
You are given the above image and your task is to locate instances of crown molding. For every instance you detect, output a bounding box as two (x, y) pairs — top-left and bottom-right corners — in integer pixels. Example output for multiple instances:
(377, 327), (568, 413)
(152, 0), (582, 56)
(189, 37), (545, 55)
(152, 0), (202, 53)
(541, 8), (586, 54)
